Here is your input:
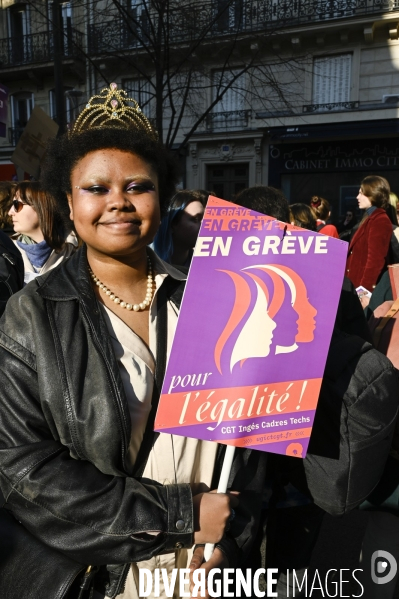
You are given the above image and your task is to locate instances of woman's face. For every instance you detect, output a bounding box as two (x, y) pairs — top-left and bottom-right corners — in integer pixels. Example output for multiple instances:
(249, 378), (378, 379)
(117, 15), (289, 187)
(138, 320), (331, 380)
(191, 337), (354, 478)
(172, 200), (205, 250)
(68, 149), (160, 260)
(8, 192), (41, 238)
(357, 188), (372, 210)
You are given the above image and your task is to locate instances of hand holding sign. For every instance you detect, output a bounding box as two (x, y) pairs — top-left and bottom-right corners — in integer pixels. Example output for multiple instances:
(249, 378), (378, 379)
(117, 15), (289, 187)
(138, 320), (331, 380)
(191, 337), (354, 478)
(203, 444), (237, 561)
(192, 489), (238, 545)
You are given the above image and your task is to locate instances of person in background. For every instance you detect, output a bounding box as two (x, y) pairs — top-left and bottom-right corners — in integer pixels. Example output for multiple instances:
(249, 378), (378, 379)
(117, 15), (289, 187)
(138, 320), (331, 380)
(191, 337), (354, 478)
(8, 181), (77, 284)
(393, 193), (399, 222)
(363, 184), (399, 304)
(309, 196), (339, 238)
(0, 182), (15, 233)
(0, 228), (24, 316)
(337, 209), (357, 241)
(385, 192), (399, 264)
(289, 203), (317, 231)
(386, 192), (399, 227)
(346, 176), (392, 293)
(234, 185), (290, 223)
(153, 189), (208, 266)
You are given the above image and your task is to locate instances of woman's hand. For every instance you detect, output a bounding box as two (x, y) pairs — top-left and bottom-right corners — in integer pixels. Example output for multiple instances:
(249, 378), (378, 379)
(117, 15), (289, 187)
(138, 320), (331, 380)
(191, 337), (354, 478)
(189, 545), (228, 599)
(192, 491), (239, 545)
(360, 294), (370, 309)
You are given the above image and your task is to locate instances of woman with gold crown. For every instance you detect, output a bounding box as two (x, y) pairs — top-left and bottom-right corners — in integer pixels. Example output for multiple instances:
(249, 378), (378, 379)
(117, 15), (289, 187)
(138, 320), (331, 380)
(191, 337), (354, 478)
(0, 84), (265, 599)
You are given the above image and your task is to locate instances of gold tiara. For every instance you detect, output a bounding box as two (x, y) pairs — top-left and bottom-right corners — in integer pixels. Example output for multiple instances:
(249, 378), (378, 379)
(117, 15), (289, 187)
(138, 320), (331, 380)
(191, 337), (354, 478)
(70, 82), (158, 140)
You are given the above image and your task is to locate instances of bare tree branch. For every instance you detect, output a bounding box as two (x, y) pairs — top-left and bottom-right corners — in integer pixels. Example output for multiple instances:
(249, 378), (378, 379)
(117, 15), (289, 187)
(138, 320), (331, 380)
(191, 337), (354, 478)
(24, 0), (305, 148)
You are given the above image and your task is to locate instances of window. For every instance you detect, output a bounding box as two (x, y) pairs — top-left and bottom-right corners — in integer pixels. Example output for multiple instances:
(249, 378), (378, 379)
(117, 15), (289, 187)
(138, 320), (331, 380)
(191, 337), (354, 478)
(48, 2), (72, 30)
(48, 2), (73, 55)
(206, 163), (249, 200)
(215, 0), (244, 32)
(61, 2), (72, 27)
(213, 69), (246, 112)
(8, 4), (31, 63)
(123, 79), (152, 117)
(126, 0), (147, 19)
(209, 70), (248, 129)
(8, 4), (30, 37)
(49, 88), (73, 123)
(123, 0), (149, 46)
(312, 54), (352, 106)
(10, 91), (34, 144)
(11, 92), (33, 128)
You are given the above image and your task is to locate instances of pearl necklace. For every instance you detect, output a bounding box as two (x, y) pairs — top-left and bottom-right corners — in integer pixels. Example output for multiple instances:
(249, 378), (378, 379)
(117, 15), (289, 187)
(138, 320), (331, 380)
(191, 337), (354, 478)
(88, 257), (154, 312)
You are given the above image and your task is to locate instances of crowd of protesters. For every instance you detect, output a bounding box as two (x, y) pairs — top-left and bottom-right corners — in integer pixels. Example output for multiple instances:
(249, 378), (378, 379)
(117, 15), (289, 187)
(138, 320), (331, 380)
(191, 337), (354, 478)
(0, 84), (398, 599)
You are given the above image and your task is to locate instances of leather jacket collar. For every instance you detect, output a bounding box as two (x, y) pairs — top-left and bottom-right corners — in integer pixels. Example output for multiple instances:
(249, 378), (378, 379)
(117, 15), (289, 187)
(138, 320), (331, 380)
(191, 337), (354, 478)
(35, 244), (186, 303)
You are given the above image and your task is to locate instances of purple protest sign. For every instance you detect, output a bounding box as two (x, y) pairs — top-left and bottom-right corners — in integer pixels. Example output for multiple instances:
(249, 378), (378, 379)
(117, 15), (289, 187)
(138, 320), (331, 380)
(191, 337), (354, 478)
(154, 197), (348, 457)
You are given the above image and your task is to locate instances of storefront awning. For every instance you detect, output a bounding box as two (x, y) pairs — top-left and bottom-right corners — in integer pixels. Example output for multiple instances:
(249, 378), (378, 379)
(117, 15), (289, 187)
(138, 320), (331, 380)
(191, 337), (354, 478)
(267, 119), (399, 142)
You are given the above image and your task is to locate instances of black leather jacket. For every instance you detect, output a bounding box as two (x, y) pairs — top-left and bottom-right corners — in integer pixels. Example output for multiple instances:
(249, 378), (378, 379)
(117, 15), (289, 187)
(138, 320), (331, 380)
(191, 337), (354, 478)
(0, 229), (24, 316)
(0, 247), (266, 572)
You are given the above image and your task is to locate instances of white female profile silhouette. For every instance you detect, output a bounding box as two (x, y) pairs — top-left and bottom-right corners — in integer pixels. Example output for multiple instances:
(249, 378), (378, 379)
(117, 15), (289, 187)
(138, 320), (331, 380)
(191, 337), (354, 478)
(214, 270), (276, 374)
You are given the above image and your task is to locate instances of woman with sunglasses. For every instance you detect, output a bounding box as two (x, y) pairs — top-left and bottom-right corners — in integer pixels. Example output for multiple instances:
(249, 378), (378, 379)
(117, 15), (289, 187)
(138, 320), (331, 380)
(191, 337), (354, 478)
(8, 181), (77, 284)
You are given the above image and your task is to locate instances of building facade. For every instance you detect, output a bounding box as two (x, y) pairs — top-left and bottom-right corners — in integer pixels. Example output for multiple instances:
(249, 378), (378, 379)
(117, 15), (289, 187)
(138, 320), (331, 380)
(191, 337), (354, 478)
(0, 0), (398, 218)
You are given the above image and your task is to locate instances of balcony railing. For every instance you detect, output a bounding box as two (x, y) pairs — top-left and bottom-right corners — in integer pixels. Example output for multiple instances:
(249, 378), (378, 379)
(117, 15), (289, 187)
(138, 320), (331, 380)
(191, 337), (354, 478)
(0, 29), (84, 68)
(88, 0), (399, 54)
(206, 109), (251, 130)
(303, 101), (360, 113)
(88, 17), (151, 54)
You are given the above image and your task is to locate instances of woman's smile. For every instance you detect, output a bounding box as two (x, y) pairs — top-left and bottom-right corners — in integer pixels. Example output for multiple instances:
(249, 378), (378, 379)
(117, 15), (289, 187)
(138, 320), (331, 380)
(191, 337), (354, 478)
(98, 217), (142, 229)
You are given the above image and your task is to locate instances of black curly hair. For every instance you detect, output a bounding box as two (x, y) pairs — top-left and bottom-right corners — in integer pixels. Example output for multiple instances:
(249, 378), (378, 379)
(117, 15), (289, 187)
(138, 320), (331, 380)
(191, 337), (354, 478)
(235, 186), (290, 223)
(41, 128), (180, 218)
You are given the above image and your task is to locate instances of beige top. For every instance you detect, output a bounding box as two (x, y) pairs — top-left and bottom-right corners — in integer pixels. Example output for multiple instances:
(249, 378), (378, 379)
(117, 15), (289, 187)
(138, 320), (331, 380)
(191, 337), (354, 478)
(13, 231), (78, 284)
(99, 253), (218, 599)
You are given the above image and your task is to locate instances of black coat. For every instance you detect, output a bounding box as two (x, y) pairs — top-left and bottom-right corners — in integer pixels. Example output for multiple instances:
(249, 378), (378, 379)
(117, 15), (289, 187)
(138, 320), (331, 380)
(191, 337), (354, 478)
(0, 228), (24, 316)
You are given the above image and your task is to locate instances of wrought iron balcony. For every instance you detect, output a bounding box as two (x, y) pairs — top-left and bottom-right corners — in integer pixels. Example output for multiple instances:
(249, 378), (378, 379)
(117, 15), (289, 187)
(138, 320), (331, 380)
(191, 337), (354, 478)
(303, 101), (360, 112)
(88, 17), (151, 54)
(206, 109), (251, 130)
(0, 29), (84, 68)
(88, 0), (399, 54)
